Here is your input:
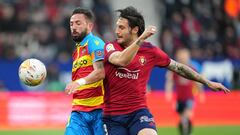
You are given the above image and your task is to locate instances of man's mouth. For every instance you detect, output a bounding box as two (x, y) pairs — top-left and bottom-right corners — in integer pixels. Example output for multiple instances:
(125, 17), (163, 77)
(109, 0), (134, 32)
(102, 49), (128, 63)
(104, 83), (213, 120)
(72, 32), (79, 36)
(117, 36), (122, 39)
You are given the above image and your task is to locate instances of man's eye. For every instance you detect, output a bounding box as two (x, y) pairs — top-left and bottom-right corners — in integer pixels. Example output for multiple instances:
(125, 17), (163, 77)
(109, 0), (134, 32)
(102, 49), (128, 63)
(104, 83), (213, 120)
(119, 26), (124, 29)
(76, 21), (82, 25)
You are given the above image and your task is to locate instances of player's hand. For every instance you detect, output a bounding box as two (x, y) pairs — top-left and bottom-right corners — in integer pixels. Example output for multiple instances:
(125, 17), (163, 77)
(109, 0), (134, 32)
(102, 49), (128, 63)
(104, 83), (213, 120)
(65, 82), (81, 95)
(139, 25), (156, 41)
(207, 81), (230, 94)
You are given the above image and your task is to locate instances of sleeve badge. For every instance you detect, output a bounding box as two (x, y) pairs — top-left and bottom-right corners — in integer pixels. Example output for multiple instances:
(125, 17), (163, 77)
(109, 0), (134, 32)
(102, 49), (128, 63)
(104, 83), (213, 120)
(106, 43), (115, 52)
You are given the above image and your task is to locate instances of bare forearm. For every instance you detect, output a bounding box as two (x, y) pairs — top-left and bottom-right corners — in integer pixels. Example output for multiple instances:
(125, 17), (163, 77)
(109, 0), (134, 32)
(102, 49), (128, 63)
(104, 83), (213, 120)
(80, 61), (105, 84)
(119, 25), (156, 64)
(65, 61), (104, 95)
(109, 25), (156, 66)
(109, 38), (144, 66)
(167, 59), (210, 85)
(118, 39), (143, 65)
(166, 59), (230, 94)
(84, 70), (104, 84)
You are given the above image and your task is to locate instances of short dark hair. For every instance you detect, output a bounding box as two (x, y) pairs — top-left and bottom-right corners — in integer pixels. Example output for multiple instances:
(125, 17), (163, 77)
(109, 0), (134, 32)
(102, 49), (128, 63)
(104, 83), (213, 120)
(116, 6), (145, 36)
(72, 7), (95, 22)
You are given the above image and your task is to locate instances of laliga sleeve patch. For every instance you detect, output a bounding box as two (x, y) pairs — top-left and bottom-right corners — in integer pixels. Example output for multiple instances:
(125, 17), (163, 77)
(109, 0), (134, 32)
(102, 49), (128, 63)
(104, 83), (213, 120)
(94, 49), (104, 60)
(106, 43), (115, 52)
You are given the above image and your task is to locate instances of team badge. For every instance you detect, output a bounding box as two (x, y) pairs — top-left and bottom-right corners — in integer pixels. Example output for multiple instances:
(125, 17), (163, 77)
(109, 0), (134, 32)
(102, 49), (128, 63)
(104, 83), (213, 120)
(139, 56), (146, 65)
(96, 50), (103, 57)
(106, 43), (115, 52)
(94, 49), (104, 60)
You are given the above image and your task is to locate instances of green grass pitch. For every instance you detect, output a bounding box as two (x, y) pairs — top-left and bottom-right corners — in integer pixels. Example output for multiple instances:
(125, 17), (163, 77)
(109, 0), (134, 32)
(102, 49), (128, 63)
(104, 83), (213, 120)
(0, 126), (239, 135)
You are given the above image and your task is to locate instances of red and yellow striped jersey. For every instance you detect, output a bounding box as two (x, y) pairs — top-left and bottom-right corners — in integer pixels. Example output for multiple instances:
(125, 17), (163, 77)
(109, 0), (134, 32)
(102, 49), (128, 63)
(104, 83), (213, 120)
(71, 33), (105, 112)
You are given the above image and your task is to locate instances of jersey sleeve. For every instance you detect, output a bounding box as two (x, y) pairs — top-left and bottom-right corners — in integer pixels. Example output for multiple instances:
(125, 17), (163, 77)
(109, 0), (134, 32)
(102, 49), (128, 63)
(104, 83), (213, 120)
(104, 42), (118, 62)
(153, 46), (171, 67)
(88, 37), (105, 62)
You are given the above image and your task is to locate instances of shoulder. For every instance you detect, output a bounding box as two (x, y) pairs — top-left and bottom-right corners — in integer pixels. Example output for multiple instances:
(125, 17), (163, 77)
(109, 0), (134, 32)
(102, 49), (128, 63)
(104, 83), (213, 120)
(88, 35), (105, 47)
(141, 42), (156, 48)
(140, 42), (161, 53)
(141, 42), (171, 66)
(140, 42), (163, 53)
(105, 41), (120, 52)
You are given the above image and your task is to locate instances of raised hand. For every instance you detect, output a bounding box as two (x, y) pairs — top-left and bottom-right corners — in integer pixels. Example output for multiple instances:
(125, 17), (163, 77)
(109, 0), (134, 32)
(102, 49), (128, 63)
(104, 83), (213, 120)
(139, 25), (157, 41)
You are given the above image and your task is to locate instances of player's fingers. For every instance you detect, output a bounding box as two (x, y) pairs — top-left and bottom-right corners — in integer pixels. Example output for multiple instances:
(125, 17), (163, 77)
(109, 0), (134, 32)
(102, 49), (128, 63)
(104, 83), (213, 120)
(71, 88), (77, 94)
(64, 86), (70, 94)
(147, 26), (156, 33)
(223, 87), (230, 94)
(150, 26), (156, 33)
(69, 84), (79, 95)
(65, 89), (70, 95)
(65, 88), (71, 95)
(65, 85), (74, 95)
(67, 89), (72, 95)
(219, 84), (230, 94)
(145, 29), (155, 38)
(221, 84), (231, 93)
(218, 84), (230, 94)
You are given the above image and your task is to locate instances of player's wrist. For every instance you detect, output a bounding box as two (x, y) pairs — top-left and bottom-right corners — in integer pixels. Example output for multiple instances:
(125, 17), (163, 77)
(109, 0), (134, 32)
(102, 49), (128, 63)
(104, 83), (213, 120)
(136, 38), (144, 46)
(76, 78), (86, 86)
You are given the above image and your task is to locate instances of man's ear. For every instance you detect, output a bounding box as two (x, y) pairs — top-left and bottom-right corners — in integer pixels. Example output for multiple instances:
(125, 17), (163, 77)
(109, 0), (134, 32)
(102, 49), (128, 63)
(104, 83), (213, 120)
(88, 22), (94, 31)
(132, 26), (139, 35)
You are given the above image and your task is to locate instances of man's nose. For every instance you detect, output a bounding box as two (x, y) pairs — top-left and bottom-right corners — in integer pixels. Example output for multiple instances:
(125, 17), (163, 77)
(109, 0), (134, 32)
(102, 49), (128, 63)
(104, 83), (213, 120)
(71, 23), (78, 30)
(115, 28), (120, 35)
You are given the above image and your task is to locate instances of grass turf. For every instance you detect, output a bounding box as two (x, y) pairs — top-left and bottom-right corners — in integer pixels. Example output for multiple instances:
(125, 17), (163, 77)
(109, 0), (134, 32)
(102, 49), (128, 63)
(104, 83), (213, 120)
(0, 125), (239, 135)
(157, 125), (240, 135)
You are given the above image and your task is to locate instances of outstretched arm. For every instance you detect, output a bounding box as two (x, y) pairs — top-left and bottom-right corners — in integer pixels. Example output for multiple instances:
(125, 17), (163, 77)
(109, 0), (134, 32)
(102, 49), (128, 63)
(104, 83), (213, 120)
(109, 26), (156, 66)
(167, 59), (230, 93)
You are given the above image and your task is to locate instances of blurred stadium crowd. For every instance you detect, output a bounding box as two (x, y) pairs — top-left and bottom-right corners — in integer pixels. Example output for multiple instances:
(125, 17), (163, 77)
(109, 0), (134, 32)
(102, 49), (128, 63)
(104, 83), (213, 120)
(0, 0), (239, 91)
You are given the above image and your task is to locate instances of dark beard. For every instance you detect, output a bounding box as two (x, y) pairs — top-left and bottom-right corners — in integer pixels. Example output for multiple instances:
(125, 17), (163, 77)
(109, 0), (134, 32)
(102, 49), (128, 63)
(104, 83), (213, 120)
(72, 30), (87, 43)
(118, 37), (133, 48)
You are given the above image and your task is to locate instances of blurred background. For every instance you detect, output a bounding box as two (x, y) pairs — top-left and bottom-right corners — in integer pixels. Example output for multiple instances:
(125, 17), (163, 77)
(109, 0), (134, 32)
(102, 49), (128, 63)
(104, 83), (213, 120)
(0, 0), (239, 135)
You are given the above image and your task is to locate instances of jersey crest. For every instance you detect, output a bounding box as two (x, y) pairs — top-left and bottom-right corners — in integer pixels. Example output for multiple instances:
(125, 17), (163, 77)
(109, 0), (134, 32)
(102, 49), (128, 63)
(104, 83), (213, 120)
(139, 56), (146, 65)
